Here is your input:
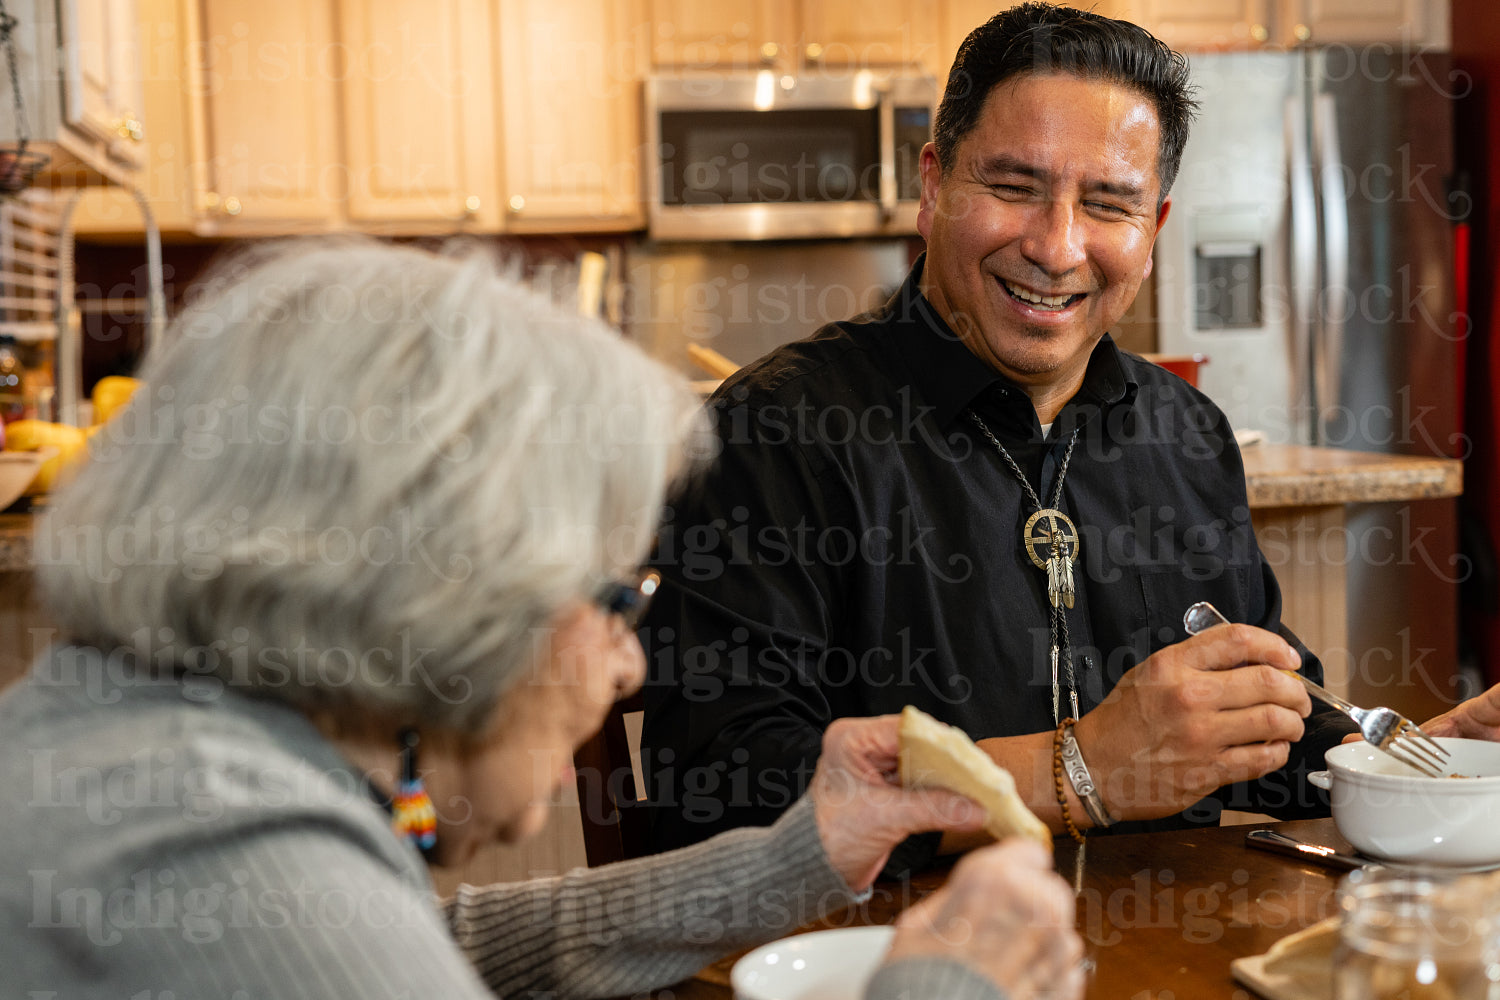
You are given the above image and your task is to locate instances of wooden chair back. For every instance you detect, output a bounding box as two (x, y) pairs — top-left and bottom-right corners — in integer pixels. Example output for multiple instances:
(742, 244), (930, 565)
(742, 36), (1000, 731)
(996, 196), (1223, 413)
(572, 691), (652, 866)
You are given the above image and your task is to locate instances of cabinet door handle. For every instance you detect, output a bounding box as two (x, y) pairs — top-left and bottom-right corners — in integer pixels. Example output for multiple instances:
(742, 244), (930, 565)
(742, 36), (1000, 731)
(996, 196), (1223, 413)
(114, 116), (143, 141)
(194, 192), (240, 216)
(508, 195), (525, 213)
(759, 42), (778, 63)
(804, 42), (823, 62)
(464, 195), (481, 215)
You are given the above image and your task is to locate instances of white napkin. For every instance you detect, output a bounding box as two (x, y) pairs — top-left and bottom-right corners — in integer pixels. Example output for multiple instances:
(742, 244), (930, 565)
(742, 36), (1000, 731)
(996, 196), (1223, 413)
(1230, 918), (1337, 1000)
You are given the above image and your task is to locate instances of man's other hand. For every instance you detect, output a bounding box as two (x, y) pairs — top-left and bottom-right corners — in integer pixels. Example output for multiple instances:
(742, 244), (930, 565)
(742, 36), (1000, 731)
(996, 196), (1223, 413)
(1419, 681), (1500, 742)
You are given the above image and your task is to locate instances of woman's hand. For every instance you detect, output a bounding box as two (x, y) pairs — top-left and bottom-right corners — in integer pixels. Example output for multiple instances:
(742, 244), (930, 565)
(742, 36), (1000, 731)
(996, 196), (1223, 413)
(808, 715), (986, 891)
(884, 840), (1085, 1000)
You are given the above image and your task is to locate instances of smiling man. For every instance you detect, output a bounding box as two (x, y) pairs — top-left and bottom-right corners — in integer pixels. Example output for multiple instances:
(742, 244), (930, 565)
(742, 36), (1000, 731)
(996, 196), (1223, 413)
(640, 3), (1360, 869)
(919, 72), (1167, 422)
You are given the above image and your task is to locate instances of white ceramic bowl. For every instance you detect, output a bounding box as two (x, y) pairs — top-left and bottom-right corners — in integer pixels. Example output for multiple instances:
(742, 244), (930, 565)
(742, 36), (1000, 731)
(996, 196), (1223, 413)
(0, 451), (46, 509)
(731, 926), (894, 1000)
(1311, 737), (1500, 867)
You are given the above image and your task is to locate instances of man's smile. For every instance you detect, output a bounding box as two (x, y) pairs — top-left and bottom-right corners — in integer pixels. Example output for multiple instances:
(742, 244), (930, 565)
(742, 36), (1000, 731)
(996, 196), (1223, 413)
(999, 278), (1087, 312)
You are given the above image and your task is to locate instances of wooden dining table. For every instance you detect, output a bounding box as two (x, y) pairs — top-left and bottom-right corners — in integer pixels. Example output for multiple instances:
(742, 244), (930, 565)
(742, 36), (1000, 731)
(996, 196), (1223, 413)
(655, 817), (1356, 999)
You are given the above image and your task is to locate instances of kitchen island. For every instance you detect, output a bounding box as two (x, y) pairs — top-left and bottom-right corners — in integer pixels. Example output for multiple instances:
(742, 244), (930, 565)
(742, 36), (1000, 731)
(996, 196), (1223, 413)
(1242, 443), (1462, 506)
(1240, 445), (1462, 719)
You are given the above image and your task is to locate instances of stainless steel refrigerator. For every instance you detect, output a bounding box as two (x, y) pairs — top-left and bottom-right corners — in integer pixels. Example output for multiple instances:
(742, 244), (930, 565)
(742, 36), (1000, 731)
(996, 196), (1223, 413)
(1154, 48), (1465, 719)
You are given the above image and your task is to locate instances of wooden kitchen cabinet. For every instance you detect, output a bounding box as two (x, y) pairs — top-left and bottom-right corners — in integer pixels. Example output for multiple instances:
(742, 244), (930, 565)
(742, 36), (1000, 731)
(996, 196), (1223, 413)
(1115, 0), (1275, 48)
(82, 0), (504, 236)
(647, 0), (792, 69)
(797, 0), (939, 74)
(338, 0), (501, 231)
(85, 0), (344, 235)
(0, 0), (145, 187)
(64, 0), (146, 169)
(72, 0), (199, 235)
(79, 0), (646, 236)
(1116, 0), (1448, 48)
(183, 0), (342, 233)
(497, 0), (647, 231)
(648, 0), (940, 75)
(1287, 0), (1446, 46)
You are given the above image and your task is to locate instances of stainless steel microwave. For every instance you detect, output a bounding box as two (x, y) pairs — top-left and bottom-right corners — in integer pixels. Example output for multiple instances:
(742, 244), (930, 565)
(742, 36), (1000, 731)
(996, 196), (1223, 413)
(644, 73), (937, 241)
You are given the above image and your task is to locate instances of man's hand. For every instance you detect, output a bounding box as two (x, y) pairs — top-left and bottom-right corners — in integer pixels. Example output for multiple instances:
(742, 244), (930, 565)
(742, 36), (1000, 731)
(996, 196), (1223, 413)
(1419, 682), (1500, 741)
(884, 840), (1084, 1000)
(809, 716), (987, 892)
(1072, 625), (1312, 822)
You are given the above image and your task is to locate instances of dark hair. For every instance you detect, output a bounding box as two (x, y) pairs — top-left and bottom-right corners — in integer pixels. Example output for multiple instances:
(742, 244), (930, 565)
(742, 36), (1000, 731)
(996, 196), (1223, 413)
(934, 2), (1198, 202)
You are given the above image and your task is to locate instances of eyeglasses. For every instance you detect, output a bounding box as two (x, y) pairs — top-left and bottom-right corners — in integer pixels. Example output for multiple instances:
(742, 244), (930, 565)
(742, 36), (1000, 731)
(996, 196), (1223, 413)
(596, 569), (660, 631)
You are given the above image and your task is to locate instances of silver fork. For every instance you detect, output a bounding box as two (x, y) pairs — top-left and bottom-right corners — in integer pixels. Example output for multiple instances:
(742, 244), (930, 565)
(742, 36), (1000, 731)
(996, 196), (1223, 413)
(1182, 601), (1450, 778)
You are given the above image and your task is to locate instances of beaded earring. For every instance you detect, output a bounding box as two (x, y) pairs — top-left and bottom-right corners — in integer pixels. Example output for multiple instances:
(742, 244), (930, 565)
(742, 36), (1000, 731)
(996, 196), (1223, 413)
(391, 728), (437, 853)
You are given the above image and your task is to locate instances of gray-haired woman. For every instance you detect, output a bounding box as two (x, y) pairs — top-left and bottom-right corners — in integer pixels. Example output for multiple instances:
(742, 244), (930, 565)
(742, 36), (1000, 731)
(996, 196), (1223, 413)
(1, 240), (1083, 1000)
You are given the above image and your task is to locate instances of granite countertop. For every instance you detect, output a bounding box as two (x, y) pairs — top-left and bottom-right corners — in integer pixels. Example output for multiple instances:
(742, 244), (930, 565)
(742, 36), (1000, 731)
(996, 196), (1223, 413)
(0, 446), (1465, 571)
(0, 511), (38, 572)
(0, 512), (33, 572)
(1242, 444), (1463, 507)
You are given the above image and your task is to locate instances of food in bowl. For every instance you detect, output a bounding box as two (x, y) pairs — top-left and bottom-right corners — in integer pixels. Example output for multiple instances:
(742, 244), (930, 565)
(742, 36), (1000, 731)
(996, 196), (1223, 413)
(1311, 738), (1500, 867)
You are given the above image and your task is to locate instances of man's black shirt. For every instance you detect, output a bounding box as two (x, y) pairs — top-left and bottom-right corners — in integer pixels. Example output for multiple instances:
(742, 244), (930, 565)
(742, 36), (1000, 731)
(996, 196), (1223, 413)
(641, 258), (1355, 871)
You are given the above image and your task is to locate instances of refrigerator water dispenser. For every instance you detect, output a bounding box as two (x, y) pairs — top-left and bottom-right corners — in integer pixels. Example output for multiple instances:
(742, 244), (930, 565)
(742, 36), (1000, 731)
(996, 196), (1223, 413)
(1194, 240), (1262, 330)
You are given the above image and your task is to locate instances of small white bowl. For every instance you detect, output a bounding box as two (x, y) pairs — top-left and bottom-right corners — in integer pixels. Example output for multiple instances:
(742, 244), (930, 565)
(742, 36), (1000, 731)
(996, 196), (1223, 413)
(1312, 737), (1500, 867)
(732, 926), (895, 1000)
(0, 450), (47, 509)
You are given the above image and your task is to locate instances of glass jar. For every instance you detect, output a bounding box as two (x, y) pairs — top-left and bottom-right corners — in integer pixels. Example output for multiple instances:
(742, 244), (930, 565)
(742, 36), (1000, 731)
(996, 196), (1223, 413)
(1333, 866), (1500, 999)
(0, 335), (28, 423)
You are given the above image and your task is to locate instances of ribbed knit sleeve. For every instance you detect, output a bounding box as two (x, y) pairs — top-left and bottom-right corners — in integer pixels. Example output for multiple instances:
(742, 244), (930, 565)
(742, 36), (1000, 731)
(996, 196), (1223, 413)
(442, 795), (864, 998)
(866, 958), (1008, 1000)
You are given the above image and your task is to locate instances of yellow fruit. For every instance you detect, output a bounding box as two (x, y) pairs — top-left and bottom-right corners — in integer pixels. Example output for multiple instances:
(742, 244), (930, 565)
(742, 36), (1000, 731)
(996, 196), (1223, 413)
(3, 419), (88, 493)
(91, 375), (141, 425)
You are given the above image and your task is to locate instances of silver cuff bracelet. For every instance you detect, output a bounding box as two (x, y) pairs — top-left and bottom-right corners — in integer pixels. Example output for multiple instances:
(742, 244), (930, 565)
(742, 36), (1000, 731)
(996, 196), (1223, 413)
(1060, 724), (1116, 828)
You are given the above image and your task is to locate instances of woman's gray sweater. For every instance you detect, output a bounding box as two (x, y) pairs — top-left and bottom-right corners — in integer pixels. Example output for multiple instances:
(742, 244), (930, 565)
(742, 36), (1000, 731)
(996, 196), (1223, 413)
(1, 645), (1001, 999)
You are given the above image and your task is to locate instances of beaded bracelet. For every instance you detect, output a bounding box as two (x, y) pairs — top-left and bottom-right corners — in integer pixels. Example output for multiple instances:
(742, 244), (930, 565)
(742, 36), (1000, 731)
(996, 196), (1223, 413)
(1051, 717), (1085, 843)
